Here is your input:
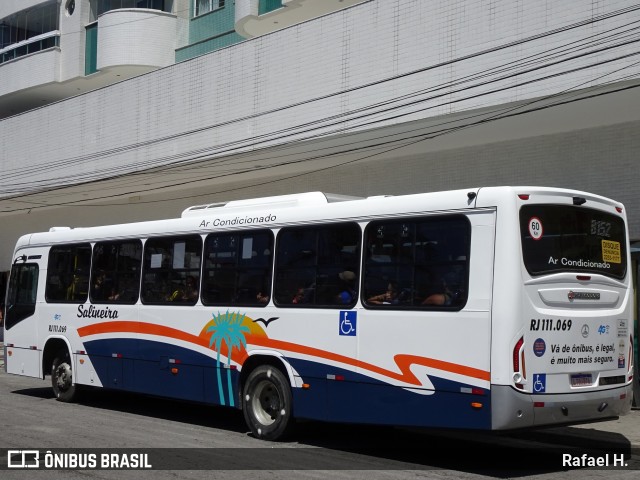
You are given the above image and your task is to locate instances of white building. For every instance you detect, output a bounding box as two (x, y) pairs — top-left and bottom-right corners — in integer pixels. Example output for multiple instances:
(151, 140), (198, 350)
(1, 0), (640, 327)
(0, 0), (367, 117)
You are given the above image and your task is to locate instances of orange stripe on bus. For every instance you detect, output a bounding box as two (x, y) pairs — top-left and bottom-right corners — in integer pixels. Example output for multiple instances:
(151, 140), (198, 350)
(245, 336), (490, 383)
(77, 323), (489, 384)
(78, 321), (210, 349)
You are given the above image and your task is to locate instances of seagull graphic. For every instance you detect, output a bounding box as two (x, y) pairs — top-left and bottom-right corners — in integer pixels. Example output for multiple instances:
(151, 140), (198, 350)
(253, 317), (279, 327)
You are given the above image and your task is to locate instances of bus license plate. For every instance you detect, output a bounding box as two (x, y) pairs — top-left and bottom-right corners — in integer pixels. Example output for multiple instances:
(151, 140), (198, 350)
(570, 374), (593, 387)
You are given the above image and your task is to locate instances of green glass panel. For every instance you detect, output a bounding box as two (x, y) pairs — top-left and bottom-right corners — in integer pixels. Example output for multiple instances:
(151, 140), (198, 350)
(258, 0), (282, 15)
(175, 30), (244, 62)
(85, 24), (98, 75)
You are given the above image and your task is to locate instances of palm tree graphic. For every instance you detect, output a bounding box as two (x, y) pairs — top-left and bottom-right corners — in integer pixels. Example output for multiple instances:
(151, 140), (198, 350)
(206, 310), (249, 407)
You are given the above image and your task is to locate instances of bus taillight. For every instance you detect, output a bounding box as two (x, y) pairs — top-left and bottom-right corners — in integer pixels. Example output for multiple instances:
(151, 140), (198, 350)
(513, 337), (524, 372)
(513, 336), (525, 389)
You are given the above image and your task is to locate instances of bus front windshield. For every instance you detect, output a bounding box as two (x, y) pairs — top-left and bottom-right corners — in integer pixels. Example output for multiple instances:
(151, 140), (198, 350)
(520, 205), (627, 280)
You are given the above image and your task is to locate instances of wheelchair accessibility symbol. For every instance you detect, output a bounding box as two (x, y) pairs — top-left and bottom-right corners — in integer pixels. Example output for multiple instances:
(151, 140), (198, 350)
(533, 373), (546, 393)
(339, 311), (357, 336)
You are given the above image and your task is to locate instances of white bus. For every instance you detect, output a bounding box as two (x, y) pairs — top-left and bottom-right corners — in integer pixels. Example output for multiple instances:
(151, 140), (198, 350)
(3, 187), (634, 440)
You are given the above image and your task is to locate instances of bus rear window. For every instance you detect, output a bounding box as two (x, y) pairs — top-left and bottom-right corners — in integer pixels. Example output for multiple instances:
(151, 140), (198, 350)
(520, 205), (626, 279)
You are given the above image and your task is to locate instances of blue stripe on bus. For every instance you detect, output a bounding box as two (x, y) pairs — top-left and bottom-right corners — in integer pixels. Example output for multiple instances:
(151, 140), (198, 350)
(81, 339), (491, 429)
(82, 338), (240, 406)
(288, 358), (491, 429)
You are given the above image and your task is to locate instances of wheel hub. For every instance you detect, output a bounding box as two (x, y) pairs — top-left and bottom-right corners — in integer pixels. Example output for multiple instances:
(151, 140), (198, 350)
(55, 363), (72, 391)
(253, 380), (281, 425)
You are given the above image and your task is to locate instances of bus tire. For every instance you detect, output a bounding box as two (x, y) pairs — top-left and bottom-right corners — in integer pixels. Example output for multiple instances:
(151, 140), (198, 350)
(51, 350), (77, 402)
(242, 365), (294, 441)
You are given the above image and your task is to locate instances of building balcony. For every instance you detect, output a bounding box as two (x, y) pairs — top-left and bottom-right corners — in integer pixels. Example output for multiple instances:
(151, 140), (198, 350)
(94, 8), (176, 73)
(0, 41), (60, 110)
(235, 0), (369, 38)
(0, 5), (177, 119)
(0, 31), (60, 66)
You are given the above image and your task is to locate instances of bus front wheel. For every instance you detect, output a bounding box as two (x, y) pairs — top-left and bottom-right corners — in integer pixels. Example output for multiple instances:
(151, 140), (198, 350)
(242, 365), (294, 441)
(51, 350), (77, 402)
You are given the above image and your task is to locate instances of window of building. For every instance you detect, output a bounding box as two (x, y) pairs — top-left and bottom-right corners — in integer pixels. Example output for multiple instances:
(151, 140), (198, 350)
(0, 0), (59, 50)
(274, 223), (361, 307)
(90, 0), (168, 20)
(202, 230), (273, 306)
(141, 235), (202, 305)
(66, 0), (76, 16)
(46, 245), (92, 303)
(195, 0), (225, 17)
(90, 240), (142, 304)
(363, 216), (470, 309)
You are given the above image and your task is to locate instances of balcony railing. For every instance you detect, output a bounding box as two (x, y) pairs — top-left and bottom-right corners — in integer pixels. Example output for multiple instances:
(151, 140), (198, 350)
(0, 31), (60, 65)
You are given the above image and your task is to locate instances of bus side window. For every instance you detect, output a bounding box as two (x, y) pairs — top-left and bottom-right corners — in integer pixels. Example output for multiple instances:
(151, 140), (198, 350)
(90, 240), (142, 304)
(274, 223), (361, 307)
(46, 244), (92, 303)
(141, 235), (202, 306)
(363, 222), (414, 306)
(201, 230), (274, 307)
(415, 218), (470, 308)
(364, 216), (470, 309)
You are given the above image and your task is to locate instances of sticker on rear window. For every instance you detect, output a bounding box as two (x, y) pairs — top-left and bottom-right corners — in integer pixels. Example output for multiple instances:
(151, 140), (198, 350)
(601, 240), (621, 263)
(528, 217), (543, 240)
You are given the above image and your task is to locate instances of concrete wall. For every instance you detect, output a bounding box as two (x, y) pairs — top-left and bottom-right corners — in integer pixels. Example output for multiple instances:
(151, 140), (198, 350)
(3, 0), (639, 187)
(59, 0), (90, 82)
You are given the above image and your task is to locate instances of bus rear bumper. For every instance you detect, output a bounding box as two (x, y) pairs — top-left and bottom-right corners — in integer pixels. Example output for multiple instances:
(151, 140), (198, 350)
(491, 383), (633, 430)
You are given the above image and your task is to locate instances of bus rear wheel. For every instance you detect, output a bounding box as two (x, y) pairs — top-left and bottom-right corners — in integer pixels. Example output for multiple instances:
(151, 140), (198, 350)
(242, 365), (294, 441)
(51, 350), (77, 402)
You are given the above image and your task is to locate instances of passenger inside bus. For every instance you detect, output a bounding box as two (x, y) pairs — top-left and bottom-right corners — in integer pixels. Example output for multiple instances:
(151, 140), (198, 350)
(107, 286), (120, 301)
(291, 284), (314, 304)
(166, 275), (199, 302)
(422, 291), (451, 305)
(292, 287), (306, 304)
(92, 271), (107, 300)
(367, 281), (399, 305)
(182, 275), (199, 301)
(336, 270), (357, 304)
(421, 267), (465, 306)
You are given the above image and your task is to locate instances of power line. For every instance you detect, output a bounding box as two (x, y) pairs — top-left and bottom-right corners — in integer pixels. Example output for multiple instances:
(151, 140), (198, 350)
(4, 64), (639, 213)
(4, 32), (639, 197)
(4, 21), (640, 195)
(4, 3), (640, 185)
(3, 58), (639, 208)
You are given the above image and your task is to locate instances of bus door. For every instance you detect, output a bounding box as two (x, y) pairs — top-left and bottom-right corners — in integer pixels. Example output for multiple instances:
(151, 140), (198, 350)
(5, 249), (45, 377)
(519, 201), (633, 418)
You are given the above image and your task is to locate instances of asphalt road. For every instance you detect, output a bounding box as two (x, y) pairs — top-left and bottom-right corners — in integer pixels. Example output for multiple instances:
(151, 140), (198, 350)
(0, 370), (638, 480)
